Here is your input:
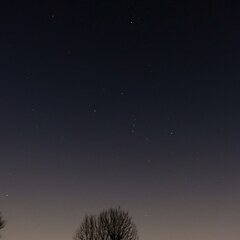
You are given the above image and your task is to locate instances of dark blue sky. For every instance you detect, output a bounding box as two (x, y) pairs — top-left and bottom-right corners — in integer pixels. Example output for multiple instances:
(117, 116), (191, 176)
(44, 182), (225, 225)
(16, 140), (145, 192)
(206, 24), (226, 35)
(0, 1), (240, 240)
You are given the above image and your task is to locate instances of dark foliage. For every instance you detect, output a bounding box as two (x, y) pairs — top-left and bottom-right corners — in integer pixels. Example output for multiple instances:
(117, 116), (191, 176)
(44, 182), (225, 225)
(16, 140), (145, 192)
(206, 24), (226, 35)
(75, 207), (138, 240)
(0, 213), (5, 238)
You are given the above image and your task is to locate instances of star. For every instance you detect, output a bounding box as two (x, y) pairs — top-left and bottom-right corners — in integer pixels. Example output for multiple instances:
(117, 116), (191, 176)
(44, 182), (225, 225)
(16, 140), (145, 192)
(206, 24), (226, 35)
(145, 137), (150, 142)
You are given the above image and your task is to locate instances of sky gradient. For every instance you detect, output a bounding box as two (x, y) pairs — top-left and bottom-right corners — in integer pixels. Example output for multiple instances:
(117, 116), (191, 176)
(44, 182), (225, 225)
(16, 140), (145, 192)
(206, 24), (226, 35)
(0, 1), (240, 240)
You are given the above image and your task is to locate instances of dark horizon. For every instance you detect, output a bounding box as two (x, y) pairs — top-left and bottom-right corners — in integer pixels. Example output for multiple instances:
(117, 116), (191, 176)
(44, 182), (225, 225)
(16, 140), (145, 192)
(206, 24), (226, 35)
(1, 1), (240, 240)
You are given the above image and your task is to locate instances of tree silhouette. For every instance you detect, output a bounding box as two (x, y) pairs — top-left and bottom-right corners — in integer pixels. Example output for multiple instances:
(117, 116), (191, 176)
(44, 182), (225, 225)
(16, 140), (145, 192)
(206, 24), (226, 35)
(0, 213), (5, 238)
(75, 207), (139, 240)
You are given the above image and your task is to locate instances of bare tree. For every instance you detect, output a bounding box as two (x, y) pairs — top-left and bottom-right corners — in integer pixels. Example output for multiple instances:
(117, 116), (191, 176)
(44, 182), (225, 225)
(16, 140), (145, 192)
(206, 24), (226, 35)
(75, 207), (139, 240)
(75, 215), (98, 240)
(0, 213), (5, 238)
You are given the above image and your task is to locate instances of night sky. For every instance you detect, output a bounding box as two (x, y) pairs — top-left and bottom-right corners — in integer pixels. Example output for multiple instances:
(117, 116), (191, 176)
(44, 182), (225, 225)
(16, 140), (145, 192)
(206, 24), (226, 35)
(1, 1), (240, 240)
